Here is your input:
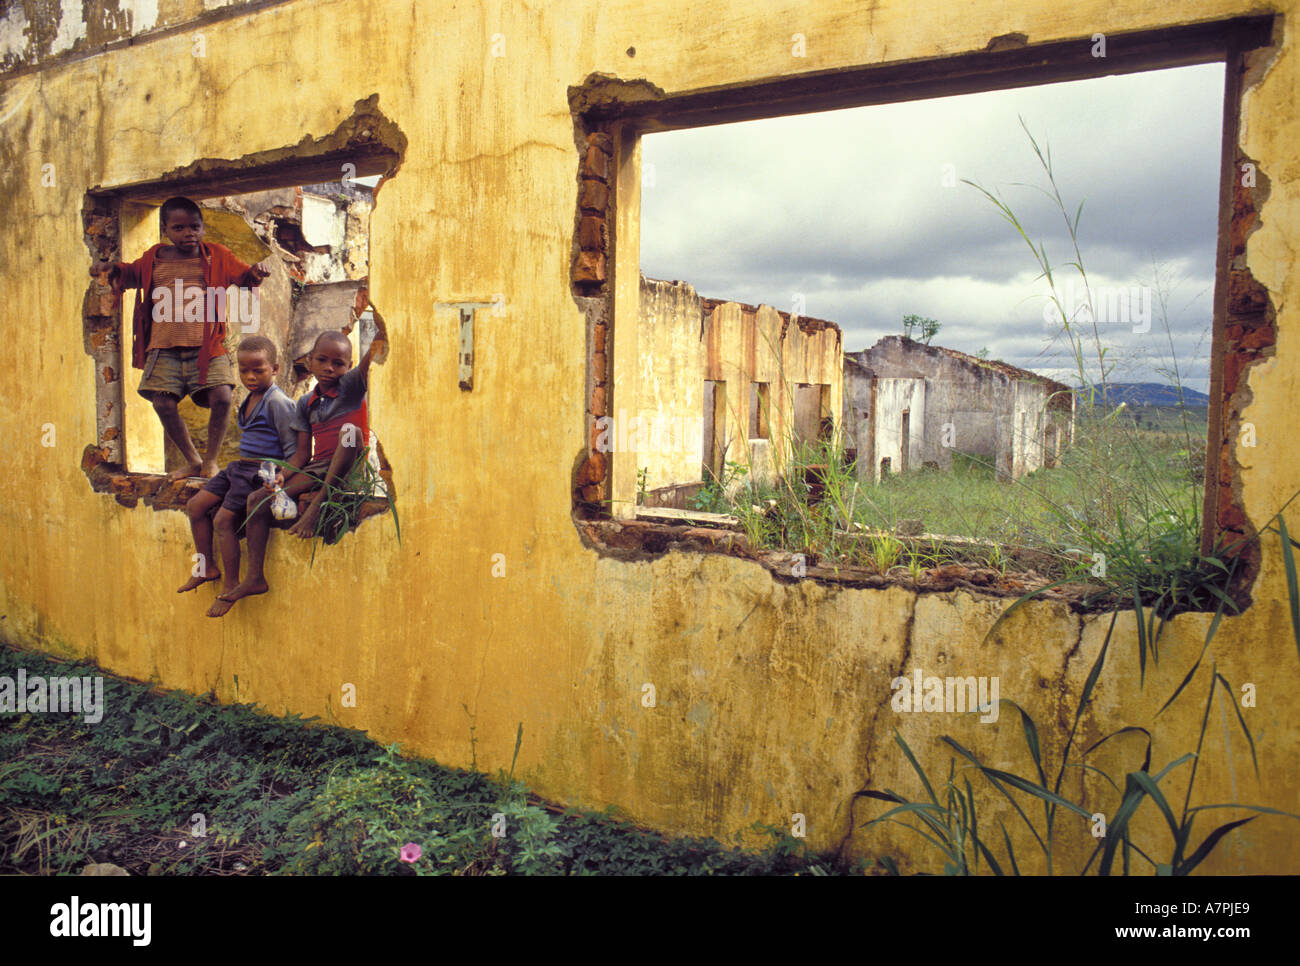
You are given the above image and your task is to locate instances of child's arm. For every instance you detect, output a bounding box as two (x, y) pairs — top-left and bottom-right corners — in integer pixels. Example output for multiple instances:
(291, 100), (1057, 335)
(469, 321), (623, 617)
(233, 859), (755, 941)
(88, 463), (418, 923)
(237, 261), (272, 288)
(276, 397), (314, 490)
(354, 308), (389, 382)
(264, 392), (302, 475)
(89, 255), (141, 289)
(287, 425), (363, 539)
(269, 432), (312, 490)
(208, 242), (270, 289)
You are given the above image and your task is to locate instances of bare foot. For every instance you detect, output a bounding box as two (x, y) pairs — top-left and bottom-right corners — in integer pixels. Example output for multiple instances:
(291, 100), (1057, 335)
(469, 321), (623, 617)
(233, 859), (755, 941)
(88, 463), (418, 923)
(206, 596), (238, 618)
(178, 571), (221, 593)
(220, 577), (269, 602)
(169, 461), (203, 481)
(200, 459), (219, 478)
(288, 505), (320, 539)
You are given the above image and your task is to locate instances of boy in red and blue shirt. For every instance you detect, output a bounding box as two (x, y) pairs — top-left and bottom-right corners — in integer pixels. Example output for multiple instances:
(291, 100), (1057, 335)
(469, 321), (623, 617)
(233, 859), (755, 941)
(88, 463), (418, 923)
(218, 329), (383, 610)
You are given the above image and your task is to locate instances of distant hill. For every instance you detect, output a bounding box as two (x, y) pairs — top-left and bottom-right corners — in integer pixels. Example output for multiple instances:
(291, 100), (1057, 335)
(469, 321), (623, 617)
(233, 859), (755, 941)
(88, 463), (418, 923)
(1077, 383), (1210, 407)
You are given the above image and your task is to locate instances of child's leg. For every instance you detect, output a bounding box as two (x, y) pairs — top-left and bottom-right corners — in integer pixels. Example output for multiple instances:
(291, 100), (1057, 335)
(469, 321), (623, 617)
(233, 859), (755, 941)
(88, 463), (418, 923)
(205, 507), (245, 617)
(179, 489), (222, 592)
(223, 473), (319, 602)
(193, 384), (233, 480)
(150, 392), (204, 481)
(288, 438), (362, 539)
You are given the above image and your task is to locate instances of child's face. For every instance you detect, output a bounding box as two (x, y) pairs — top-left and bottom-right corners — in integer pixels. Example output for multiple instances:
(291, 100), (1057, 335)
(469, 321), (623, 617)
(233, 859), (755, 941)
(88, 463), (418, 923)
(162, 210), (205, 255)
(237, 350), (277, 393)
(308, 339), (352, 388)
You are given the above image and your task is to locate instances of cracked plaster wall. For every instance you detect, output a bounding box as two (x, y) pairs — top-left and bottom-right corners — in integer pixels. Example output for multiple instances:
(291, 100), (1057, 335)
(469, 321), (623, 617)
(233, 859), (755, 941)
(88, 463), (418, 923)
(0, 0), (1297, 873)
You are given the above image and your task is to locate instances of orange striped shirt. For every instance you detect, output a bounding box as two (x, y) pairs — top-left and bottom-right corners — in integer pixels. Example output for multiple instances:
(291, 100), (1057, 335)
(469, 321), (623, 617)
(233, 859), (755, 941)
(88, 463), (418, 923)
(147, 257), (207, 350)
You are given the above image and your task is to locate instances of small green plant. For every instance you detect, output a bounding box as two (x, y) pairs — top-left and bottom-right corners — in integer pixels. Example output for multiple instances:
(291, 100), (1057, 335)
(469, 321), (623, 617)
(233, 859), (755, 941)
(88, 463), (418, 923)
(902, 313), (942, 345)
(984, 542), (1007, 577)
(691, 459), (747, 514)
(857, 731), (996, 875)
(868, 533), (903, 576)
(249, 447), (399, 563)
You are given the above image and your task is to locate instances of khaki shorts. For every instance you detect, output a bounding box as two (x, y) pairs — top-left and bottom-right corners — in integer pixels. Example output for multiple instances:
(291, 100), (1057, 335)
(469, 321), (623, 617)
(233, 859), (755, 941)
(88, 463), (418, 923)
(138, 346), (234, 405)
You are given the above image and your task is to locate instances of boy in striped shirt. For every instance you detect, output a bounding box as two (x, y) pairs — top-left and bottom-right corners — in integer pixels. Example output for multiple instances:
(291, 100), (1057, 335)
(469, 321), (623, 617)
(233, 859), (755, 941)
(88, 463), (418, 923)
(94, 197), (270, 479)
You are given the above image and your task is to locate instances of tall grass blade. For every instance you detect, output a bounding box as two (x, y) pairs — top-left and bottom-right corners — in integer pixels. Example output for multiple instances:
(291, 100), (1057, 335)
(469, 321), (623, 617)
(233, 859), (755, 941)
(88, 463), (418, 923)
(1277, 515), (1300, 661)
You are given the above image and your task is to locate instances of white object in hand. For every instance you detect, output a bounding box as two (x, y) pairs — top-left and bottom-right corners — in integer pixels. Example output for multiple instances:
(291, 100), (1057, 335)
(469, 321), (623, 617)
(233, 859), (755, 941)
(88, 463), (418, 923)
(259, 461), (298, 520)
(271, 489), (297, 521)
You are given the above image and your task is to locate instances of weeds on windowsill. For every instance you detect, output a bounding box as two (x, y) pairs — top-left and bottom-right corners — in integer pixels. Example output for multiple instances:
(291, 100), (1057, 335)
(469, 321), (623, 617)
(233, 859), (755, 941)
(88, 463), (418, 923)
(247, 446), (400, 564)
(846, 120), (1300, 875)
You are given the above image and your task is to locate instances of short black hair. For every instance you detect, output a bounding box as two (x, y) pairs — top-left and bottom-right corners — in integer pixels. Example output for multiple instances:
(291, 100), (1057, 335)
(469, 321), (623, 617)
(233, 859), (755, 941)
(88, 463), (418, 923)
(237, 335), (278, 366)
(159, 197), (203, 228)
(311, 331), (353, 356)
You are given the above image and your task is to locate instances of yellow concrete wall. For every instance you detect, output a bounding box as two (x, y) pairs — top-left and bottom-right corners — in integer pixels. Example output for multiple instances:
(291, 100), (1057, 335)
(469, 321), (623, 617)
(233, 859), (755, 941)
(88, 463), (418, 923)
(118, 202), (167, 475)
(636, 276), (706, 491)
(701, 300), (842, 484)
(2, 0), (1298, 873)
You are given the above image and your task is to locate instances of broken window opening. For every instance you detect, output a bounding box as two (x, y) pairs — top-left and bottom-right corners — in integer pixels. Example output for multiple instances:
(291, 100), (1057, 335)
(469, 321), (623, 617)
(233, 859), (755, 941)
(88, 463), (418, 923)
(749, 382), (770, 440)
(81, 110), (403, 526)
(570, 18), (1278, 610)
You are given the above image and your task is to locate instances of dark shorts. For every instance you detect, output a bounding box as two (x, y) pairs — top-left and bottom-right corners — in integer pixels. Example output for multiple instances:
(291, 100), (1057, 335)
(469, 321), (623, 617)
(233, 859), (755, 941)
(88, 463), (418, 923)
(201, 459), (267, 514)
(138, 346), (235, 404)
(294, 457), (366, 494)
(296, 458), (331, 489)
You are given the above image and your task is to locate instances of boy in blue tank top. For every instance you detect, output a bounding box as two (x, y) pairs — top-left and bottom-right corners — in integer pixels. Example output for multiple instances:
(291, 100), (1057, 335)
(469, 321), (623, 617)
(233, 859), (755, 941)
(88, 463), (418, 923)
(179, 335), (298, 617)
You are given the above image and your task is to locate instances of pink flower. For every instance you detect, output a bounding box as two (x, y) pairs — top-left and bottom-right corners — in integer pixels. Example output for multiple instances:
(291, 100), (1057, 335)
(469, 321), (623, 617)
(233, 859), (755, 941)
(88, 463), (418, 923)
(400, 842), (422, 863)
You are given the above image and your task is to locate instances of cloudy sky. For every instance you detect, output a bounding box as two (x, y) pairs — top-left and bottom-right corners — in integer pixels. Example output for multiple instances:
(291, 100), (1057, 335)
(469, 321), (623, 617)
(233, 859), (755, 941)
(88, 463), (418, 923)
(640, 63), (1225, 392)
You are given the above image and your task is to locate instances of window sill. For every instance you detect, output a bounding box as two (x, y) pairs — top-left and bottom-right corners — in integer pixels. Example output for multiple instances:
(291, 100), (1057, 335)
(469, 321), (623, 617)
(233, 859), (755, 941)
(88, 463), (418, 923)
(577, 513), (1112, 609)
(81, 444), (394, 528)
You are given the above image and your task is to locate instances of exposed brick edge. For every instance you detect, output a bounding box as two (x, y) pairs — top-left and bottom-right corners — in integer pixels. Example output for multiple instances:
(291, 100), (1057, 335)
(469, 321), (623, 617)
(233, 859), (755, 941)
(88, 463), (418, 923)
(699, 295), (843, 345)
(572, 125), (613, 509)
(1216, 152), (1275, 594)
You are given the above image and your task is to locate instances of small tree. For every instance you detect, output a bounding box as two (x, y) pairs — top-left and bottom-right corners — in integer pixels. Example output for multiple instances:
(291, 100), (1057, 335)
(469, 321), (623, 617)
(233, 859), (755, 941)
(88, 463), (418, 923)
(903, 314), (942, 345)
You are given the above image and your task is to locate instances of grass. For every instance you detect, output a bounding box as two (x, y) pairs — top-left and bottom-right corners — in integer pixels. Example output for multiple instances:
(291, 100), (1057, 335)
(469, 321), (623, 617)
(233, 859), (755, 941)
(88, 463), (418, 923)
(676, 118), (1226, 620)
(852, 615), (1300, 876)
(0, 644), (853, 876)
(249, 444), (399, 562)
(702, 404), (1210, 598)
(843, 119), (1300, 875)
(842, 409), (1207, 548)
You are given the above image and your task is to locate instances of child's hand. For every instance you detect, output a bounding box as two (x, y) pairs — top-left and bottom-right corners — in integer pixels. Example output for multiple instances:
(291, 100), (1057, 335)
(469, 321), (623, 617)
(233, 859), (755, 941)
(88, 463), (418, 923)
(263, 470), (285, 491)
(89, 259), (119, 281)
(247, 260), (272, 285)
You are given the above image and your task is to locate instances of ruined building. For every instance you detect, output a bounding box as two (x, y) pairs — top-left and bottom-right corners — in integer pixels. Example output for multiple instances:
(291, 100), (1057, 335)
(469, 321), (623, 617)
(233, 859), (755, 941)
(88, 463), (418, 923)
(1, 0), (1294, 873)
(634, 276), (841, 508)
(844, 336), (1075, 482)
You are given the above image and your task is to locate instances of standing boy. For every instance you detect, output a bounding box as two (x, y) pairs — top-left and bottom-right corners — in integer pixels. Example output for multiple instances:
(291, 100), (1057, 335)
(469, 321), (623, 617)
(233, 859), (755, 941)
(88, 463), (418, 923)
(179, 336), (298, 618)
(218, 327), (384, 610)
(93, 197), (271, 479)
